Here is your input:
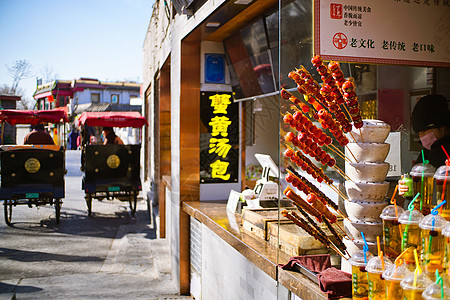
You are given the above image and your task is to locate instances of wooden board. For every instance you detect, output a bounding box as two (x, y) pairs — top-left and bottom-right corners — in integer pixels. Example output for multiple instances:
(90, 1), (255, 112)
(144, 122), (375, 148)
(268, 220), (344, 255)
(241, 207), (294, 240)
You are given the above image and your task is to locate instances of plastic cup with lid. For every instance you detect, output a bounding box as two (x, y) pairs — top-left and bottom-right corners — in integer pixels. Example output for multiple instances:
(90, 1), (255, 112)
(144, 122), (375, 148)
(365, 255), (393, 300)
(400, 271), (432, 300)
(419, 212), (448, 273)
(380, 205), (405, 258)
(410, 163), (436, 214)
(382, 263), (409, 300)
(434, 163), (450, 221)
(398, 209), (424, 266)
(349, 250), (374, 300)
(422, 282), (450, 300)
(442, 222), (450, 275)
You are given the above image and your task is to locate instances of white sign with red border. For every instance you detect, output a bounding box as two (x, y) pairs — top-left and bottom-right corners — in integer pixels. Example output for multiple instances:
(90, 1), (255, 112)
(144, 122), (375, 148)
(315, 0), (450, 67)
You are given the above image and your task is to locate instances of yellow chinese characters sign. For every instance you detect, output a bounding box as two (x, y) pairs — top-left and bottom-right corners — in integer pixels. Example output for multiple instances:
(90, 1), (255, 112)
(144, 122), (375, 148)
(200, 92), (238, 183)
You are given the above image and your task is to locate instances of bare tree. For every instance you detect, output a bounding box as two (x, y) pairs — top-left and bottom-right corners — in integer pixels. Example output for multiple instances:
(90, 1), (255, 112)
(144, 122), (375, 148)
(6, 59), (33, 93)
(40, 64), (59, 83)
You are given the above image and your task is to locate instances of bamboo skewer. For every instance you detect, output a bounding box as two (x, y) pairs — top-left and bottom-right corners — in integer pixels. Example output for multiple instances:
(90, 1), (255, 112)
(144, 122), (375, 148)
(324, 180), (349, 201)
(326, 144), (351, 163)
(345, 145), (359, 163)
(359, 128), (364, 143)
(349, 131), (358, 143)
(332, 165), (353, 182)
(328, 143), (347, 160)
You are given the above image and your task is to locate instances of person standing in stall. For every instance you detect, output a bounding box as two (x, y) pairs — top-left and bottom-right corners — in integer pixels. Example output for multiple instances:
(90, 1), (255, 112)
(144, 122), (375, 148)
(398, 94), (450, 196)
(23, 123), (55, 145)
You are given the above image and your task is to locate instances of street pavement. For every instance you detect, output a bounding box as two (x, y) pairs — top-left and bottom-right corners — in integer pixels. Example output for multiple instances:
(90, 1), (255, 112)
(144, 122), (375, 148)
(0, 150), (191, 300)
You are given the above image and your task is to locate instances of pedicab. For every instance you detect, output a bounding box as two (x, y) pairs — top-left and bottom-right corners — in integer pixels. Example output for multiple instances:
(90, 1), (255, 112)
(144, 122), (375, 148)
(78, 111), (147, 216)
(0, 109), (68, 226)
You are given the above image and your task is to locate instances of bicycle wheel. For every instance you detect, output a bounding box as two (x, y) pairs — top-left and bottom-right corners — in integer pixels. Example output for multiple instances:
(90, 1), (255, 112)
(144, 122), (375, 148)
(4, 200), (12, 226)
(55, 198), (61, 224)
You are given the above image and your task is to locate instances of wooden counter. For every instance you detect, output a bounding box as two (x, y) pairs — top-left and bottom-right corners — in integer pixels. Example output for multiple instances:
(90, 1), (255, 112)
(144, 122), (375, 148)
(183, 201), (348, 300)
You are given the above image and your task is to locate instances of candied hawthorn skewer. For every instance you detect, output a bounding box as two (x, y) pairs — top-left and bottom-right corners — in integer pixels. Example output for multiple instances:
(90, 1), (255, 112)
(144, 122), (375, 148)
(284, 186), (323, 222)
(342, 80), (363, 129)
(284, 148), (333, 185)
(323, 217), (348, 255)
(306, 194), (337, 223)
(282, 209), (348, 258)
(281, 210), (328, 245)
(311, 55), (352, 133)
(279, 90), (310, 113)
(286, 165), (349, 204)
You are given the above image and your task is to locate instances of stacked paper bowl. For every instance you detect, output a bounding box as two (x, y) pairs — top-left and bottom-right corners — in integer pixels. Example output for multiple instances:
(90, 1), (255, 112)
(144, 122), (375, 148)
(343, 120), (391, 259)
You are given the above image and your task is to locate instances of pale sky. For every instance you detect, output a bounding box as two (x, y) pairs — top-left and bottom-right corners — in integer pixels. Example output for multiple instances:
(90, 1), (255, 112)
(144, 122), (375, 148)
(0, 0), (154, 102)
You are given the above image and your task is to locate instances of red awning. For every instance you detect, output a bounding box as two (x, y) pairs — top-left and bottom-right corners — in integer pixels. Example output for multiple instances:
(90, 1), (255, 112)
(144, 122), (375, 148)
(78, 111), (148, 128)
(0, 109), (69, 125)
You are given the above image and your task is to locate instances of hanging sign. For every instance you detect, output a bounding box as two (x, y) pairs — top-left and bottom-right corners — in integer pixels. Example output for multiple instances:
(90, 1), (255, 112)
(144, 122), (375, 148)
(315, 0), (450, 67)
(200, 92), (239, 183)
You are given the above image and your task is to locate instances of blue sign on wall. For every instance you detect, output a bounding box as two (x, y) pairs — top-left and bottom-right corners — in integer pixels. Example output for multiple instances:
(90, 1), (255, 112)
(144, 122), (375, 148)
(205, 53), (225, 84)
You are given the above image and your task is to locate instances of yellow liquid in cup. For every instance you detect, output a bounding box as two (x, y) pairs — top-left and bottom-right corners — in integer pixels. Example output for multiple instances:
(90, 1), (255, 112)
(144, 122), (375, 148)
(422, 228), (445, 273)
(385, 279), (403, 300)
(436, 179), (450, 221)
(352, 265), (369, 300)
(368, 272), (386, 300)
(402, 288), (425, 300)
(412, 175), (434, 215)
(383, 219), (402, 258)
(400, 223), (421, 265)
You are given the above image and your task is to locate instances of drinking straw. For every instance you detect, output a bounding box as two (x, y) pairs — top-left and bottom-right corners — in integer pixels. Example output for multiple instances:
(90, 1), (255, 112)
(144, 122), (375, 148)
(402, 193), (420, 251)
(439, 146), (450, 214)
(435, 269), (444, 300)
(361, 231), (369, 264)
(420, 150), (429, 211)
(413, 248), (422, 287)
(388, 253), (406, 298)
(391, 184), (402, 238)
(361, 231), (370, 284)
(427, 201), (447, 258)
(377, 236), (385, 270)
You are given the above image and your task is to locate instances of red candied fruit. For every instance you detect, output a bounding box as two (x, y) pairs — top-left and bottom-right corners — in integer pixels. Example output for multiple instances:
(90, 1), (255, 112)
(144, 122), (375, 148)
(301, 104), (310, 113)
(354, 121), (364, 129)
(306, 194), (317, 203)
(309, 126), (317, 135)
(280, 89), (292, 100)
(285, 173), (294, 183)
(327, 158), (336, 167)
(291, 177), (300, 187)
(342, 81), (354, 92)
(293, 111), (303, 121)
(284, 132), (296, 142)
(284, 149), (294, 157)
(288, 71), (300, 81)
(283, 113), (293, 124)
(311, 55), (322, 66)
(339, 138), (349, 146)
(324, 136), (332, 145)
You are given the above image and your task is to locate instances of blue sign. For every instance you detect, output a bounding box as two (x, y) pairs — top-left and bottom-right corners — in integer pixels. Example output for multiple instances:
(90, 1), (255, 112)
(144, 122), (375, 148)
(205, 53), (225, 84)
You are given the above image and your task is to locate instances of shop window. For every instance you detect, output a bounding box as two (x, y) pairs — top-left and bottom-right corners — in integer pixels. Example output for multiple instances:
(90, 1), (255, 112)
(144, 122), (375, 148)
(111, 94), (119, 104)
(58, 96), (64, 107)
(91, 93), (100, 103)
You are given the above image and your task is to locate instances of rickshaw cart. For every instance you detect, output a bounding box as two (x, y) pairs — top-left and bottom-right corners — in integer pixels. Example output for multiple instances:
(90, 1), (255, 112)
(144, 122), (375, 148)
(0, 109), (68, 226)
(78, 111), (147, 216)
